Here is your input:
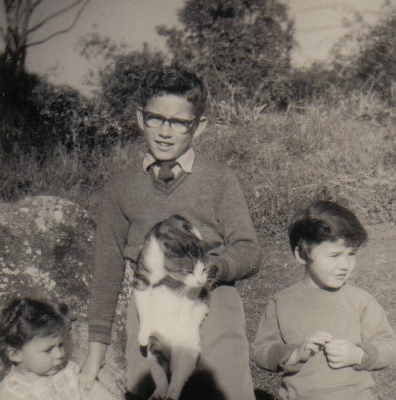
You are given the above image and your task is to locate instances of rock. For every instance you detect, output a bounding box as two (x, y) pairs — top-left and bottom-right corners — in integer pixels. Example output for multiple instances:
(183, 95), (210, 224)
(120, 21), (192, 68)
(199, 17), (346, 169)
(0, 195), (94, 309)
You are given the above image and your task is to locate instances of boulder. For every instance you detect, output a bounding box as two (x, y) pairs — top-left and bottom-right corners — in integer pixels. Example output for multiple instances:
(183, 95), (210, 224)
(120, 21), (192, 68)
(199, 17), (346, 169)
(0, 196), (94, 308)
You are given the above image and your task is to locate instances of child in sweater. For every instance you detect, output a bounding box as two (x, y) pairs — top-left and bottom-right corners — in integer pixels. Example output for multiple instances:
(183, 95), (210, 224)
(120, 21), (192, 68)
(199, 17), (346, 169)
(0, 297), (118, 400)
(253, 200), (396, 400)
(81, 65), (262, 400)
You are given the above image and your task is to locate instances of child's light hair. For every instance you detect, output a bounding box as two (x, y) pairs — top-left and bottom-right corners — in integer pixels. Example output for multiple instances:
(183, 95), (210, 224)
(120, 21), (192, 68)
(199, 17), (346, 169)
(0, 297), (68, 367)
(139, 65), (207, 118)
(289, 201), (368, 262)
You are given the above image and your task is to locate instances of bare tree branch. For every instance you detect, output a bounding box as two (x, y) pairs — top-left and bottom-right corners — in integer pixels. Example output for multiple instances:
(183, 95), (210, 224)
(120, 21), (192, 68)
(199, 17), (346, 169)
(26, 0), (90, 47)
(27, 0), (89, 35)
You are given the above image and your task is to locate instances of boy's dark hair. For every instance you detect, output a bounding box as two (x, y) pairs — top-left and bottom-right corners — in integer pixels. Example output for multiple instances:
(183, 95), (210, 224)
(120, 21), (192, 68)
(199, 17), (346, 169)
(0, 297), (68, 367)
(289, 201), (368, 261)
(139, 65), (207, 117)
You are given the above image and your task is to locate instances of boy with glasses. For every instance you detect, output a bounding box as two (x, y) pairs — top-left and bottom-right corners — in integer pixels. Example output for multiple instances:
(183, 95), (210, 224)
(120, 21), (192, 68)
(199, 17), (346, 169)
(81, 65), (262, 400)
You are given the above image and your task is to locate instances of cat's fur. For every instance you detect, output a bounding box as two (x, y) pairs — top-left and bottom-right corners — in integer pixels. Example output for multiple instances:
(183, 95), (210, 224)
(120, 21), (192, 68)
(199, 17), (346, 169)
(132, 214), (214, 400)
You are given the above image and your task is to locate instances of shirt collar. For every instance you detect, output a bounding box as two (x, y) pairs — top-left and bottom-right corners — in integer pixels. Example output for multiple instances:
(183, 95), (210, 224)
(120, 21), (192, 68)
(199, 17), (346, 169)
(143, 148), (195, 174)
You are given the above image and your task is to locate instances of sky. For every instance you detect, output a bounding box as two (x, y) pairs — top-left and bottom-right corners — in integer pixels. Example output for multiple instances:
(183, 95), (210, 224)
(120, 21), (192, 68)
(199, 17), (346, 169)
(1, 0), (394, 96)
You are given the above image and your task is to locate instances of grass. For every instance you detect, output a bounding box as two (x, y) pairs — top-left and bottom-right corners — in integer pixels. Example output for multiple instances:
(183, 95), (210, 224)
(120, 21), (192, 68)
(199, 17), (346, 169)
(1, 91), (395, 398)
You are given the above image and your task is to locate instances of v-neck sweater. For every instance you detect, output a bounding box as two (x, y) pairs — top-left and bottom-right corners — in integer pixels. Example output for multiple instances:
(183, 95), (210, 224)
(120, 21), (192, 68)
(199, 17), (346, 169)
(88, 154), (261, 343)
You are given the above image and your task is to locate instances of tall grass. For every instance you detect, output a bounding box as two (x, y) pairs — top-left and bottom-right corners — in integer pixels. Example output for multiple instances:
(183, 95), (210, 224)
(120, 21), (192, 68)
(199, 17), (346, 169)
(200, 92), (396, 238)
(1, 90), (395, 229)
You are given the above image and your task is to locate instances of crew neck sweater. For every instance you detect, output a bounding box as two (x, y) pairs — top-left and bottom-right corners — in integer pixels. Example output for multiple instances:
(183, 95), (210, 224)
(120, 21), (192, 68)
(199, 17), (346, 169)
(253, 282), (396, 400)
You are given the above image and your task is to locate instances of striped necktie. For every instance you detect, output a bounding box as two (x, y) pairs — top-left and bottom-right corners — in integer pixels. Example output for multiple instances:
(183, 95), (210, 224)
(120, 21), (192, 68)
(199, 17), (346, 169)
(157, 160), (178, 182)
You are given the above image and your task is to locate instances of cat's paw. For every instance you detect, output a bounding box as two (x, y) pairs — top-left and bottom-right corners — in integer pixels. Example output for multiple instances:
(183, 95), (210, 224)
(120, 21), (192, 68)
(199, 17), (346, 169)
(139, 345), (148, 358)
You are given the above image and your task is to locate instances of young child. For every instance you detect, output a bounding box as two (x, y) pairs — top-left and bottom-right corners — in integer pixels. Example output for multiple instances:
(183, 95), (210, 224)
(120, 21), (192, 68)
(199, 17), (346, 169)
(253, 200), (396, 400)
(81, 65), (262, 400)
(0, 297), (118, 400)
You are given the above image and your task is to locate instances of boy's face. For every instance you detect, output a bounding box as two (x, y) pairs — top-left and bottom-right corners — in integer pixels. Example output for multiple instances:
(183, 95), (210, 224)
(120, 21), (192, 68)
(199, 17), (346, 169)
(137, 94), (205, 161)
(13, 335), (65, 376)
(304, 239), (358, 290)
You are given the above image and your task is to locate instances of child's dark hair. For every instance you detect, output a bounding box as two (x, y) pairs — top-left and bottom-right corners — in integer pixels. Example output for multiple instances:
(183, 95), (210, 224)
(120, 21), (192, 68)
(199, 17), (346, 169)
(0, 297), (68, 366)
(289, 201), (368, 261)
(139, 65), (207, 117)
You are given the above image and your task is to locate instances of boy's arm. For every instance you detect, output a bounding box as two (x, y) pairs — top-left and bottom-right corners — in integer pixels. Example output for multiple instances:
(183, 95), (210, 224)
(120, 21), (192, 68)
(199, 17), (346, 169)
(355, 296), (396, 371)
(253, 299), (301, 372)
(208, 168), (261, 282)
(88, 183), (129, 344)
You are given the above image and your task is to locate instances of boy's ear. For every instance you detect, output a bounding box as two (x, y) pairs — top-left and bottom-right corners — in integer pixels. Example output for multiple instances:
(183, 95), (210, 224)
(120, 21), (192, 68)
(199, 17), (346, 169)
(294, 247), (307, 265)
(7, 347), (22, 363)
(192, 117), (207, 138)
(136, 107), (144, 131)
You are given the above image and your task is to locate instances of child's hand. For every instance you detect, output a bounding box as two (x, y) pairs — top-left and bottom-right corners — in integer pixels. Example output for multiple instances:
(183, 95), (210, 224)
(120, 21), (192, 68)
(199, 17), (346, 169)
(204, 265), (218, 290)
(287, 331), (332, 365)
(324, 339), (364, 369)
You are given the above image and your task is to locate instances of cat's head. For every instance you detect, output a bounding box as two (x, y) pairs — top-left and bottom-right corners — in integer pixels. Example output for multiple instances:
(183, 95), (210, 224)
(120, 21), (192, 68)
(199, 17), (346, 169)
(152, 215), (211, 288)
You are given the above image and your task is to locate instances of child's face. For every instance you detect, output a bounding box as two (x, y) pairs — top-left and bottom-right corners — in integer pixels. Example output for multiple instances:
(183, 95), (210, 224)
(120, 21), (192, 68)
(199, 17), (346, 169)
(15, 335), (65, 376)
(137, 94), (202, 161)
(304, 239), (358, 290)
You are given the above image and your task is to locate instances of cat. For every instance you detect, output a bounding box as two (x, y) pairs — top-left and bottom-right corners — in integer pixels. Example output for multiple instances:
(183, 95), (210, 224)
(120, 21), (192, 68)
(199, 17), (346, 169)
(131, 214), (216, 400)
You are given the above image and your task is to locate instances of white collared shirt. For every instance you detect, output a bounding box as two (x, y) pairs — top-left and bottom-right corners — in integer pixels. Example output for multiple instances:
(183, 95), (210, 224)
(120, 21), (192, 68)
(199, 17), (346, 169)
(142, 148), (195, 178)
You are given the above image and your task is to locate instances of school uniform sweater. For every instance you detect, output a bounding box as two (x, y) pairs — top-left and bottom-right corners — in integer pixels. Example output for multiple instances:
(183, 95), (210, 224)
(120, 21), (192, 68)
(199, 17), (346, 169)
(253, 281), (396, 400)
(88, 153), (261, 344)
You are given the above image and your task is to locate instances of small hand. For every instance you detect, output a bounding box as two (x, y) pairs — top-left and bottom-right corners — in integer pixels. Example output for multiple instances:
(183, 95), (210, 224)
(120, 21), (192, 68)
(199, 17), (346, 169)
(287, 331), (332, 365)
(205, 265), (218, 290)
(324, 339), (364, 369)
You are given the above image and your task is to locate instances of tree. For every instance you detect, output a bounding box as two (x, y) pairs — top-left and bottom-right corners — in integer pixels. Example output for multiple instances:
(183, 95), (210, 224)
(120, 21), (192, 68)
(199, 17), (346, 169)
(330, 7), (396, 103)
(1, 0), (91, 76)
(89, 43), (165, 139)
(0, 0), (92, 154)
(353, 10), (396, 103)
(157, 0), (294, 105)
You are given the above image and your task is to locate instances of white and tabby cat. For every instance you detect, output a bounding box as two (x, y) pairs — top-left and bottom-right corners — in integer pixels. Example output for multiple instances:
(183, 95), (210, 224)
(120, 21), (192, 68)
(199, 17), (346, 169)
(131, 214), (216, 400)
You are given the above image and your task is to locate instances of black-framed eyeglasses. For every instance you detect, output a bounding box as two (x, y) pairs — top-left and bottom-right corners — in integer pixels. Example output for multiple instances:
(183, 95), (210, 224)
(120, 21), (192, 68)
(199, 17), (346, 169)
(140, 109), (199, 134)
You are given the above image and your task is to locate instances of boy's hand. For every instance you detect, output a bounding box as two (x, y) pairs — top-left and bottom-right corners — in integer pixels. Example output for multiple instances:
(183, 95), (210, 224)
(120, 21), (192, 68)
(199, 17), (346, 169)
(79, 342), (107, 391)
(287, 331), (332, 365)
(205, 265), (218, 290)
(324, 339), (364, 369)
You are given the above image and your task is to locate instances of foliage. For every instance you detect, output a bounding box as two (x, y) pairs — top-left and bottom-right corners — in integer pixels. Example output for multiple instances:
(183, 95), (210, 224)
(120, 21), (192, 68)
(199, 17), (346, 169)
(0, 0), (94, 157)
(157, 0), (294, 107)
(331, 9), (396, 105)
(80, 39), (166, 139)
(97, 44), (165, 128)
(0, 73), (128, 159)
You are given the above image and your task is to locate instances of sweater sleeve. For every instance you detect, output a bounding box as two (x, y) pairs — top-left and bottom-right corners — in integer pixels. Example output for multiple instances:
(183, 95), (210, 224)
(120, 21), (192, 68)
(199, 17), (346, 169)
(208, 168), (261, 282)
(355, 295), (396, 371)
(253, 299), (299, 372)
(88, 182), (129, 344)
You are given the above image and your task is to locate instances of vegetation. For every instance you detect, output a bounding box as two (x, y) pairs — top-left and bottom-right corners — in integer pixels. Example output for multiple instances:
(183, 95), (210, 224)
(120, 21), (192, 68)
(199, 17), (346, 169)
(158, 0), (294, 106)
